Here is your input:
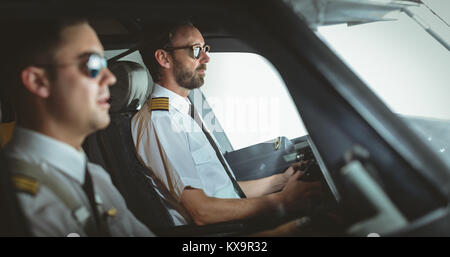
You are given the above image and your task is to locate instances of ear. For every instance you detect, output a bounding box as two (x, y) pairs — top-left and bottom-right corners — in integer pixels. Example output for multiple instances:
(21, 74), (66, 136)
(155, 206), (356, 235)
(20, 66), (51, 98)
(154, 49), (171, 69)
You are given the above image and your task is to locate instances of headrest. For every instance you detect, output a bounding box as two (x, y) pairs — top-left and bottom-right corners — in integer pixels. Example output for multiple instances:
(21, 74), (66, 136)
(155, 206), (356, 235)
(109, 61), (153, 113)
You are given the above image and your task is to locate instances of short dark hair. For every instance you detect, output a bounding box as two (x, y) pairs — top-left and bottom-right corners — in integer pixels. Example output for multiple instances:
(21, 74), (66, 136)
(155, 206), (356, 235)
(140, 20), (195, 82)
(0, 18), (88, 110)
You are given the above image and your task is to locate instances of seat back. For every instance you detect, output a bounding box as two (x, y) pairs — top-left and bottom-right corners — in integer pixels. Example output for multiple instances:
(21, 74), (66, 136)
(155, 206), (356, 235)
(84, 60), (174, 231)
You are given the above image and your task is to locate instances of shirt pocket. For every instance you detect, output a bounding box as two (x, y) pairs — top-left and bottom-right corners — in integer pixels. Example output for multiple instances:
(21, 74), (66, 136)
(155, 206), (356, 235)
(191, 143), (214, 165)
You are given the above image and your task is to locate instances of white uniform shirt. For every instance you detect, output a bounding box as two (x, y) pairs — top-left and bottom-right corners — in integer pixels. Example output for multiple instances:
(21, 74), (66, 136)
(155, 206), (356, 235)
(5, 127), (154, 237)
(132, 84), (240, 225)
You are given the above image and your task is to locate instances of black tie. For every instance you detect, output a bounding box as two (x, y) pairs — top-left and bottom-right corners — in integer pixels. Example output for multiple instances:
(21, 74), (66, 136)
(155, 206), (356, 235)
(82, 164), (110, 236)
(190, 104), (247, 198)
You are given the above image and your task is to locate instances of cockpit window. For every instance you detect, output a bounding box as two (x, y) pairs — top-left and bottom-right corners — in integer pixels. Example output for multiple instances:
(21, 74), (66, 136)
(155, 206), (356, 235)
(287, 0), (450, 165)
(201, 52), (307, 150)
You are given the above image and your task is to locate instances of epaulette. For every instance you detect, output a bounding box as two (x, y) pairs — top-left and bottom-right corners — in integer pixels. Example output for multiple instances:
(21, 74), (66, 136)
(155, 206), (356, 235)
(149, 97), (169, 111)
(12, 174), (40, 196)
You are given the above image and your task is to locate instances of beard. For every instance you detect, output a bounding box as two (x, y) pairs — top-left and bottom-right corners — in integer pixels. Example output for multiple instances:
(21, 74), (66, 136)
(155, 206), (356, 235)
(173, 58), (206, 90)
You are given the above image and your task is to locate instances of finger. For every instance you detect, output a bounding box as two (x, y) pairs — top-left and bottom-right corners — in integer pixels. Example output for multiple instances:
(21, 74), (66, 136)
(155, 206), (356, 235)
(291, 170), (303, 180)
(290, 163), (301, 173)
(285, 166), (296, 176)
(291, 162), (301, 168)
(297, 170), (311, 180)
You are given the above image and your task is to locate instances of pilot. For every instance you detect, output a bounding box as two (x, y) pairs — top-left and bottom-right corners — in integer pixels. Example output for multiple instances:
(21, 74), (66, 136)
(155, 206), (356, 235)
(132, 21), (322, 226)
(0, 19), (154, 236)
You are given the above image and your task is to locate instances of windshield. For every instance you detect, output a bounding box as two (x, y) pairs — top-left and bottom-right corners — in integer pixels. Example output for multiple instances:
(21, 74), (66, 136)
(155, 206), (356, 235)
(287, 0), (450, 166)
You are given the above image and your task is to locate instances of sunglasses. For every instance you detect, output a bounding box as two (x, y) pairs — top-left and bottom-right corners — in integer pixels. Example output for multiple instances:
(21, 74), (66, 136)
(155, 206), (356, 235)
(84, 53), (108, 78)
(36, 53), (107, 79)
(165, 44), (210, 59)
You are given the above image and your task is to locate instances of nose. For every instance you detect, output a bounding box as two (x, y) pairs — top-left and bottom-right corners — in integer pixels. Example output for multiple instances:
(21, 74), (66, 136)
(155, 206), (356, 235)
(100, 67), (117, 87)
(199, 49), (210, 64)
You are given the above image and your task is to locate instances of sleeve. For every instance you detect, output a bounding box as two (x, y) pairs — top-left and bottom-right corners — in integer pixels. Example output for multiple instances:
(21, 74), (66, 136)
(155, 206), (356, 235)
(122, 209), (156, 237)
(133, 111), (204, 200)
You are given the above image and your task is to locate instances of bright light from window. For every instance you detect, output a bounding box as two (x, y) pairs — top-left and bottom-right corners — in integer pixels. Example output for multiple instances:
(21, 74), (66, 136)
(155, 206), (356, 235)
(202, 53), (307, 150)
(317, 10), (450, 120)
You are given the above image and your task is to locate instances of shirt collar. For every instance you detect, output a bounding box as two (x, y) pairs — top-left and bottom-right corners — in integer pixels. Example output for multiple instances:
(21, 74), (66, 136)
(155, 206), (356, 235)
(6, 127), (87, 184)
(152, 84), (191, 115)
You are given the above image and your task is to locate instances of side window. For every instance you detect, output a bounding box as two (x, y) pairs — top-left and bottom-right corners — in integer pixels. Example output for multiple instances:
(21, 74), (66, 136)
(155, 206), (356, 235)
(202, 52), (307, 150)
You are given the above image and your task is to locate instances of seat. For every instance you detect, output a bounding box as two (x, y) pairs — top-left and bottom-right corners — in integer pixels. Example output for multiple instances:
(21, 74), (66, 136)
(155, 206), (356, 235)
(85, 60), (175, 231)
(84, 60), (253, 236)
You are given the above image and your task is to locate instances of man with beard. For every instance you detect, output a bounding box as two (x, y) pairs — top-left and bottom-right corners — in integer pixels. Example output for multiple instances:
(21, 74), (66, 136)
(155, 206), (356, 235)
(132, 22), (322, 226)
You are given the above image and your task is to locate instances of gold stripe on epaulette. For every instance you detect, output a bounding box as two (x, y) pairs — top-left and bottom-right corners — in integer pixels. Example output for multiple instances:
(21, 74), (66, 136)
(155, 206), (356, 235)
(12, 175), (39, 196)
(150, 97), (169, 111)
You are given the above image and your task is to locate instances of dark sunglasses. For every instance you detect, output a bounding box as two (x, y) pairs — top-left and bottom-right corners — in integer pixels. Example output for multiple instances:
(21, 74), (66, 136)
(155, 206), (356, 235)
(36, 53), (107, 79)
(165, 44), (210, 59)
(84, 53), (108, 78)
